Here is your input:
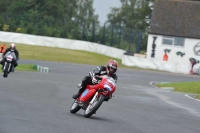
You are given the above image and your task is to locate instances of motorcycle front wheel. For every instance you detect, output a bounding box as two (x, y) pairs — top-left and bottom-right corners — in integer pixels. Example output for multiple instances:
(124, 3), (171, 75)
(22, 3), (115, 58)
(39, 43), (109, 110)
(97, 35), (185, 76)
(3, 63), (9, 78)
(70, 99), (81, 114)
(84, 94), (105, 118)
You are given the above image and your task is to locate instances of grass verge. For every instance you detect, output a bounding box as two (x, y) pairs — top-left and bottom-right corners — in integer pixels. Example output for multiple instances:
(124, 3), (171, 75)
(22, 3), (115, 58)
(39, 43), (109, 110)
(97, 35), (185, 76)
(0, 64), (36, 73)
(16, 64), (37, 71)
(1, 42), (140, 69)
(155, 82), (200, 100)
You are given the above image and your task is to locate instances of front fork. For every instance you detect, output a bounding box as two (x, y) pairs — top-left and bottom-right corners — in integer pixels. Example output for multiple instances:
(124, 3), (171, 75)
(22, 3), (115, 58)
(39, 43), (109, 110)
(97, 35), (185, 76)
(3, 62), (11, 72)
(8, 63), (12, 72)
(89, 91), (98, 105)
(3, 62), (7, 71)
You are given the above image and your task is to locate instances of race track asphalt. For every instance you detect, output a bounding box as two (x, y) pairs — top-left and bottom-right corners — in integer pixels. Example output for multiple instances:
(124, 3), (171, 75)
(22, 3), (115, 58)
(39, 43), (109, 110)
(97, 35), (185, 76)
(0, 59), (200, 133)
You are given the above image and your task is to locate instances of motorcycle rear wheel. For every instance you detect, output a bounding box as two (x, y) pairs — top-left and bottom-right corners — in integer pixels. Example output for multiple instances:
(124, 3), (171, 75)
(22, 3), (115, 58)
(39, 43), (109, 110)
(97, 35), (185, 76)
(70, 99), (81, 114)
(84, 94), (105, 118)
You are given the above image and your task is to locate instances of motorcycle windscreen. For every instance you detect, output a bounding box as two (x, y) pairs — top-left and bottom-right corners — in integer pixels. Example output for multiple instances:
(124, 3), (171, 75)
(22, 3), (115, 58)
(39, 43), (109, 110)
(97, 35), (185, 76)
(79, 89), (96, 102)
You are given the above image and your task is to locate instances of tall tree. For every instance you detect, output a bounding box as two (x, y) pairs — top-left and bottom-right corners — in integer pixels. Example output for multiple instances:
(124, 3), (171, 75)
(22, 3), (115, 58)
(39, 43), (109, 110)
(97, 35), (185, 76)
(106, 0), (153, 52)
(0, 0), (99, 39)
(75, 0), (99, 41)
(107, 0), (152, 29)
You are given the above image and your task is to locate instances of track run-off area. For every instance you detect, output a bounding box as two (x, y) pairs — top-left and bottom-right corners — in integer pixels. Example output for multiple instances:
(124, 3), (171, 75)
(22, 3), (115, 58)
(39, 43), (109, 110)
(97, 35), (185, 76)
(0, 60), (200, 133)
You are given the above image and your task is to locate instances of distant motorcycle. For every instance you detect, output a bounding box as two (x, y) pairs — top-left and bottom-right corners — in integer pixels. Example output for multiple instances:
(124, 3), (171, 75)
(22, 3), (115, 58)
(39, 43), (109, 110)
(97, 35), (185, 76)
(2, 52), (16, 78)
(70, 75), (116, 118)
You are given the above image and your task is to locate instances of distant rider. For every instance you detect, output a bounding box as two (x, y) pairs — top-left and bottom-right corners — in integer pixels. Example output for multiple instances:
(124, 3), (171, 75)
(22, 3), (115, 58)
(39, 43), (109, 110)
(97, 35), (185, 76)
(0, 43), (6, 53)
(0, 43), (19, 71)
(72, 59), (118, 100)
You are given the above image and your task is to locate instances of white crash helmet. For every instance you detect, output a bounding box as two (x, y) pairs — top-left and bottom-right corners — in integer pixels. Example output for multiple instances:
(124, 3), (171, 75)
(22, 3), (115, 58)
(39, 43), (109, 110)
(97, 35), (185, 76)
(10, 43), (16, 51)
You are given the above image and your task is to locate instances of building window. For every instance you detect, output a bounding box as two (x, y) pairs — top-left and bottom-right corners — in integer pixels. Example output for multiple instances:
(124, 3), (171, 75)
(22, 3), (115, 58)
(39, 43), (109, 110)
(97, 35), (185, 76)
(162, 36), (185, 47)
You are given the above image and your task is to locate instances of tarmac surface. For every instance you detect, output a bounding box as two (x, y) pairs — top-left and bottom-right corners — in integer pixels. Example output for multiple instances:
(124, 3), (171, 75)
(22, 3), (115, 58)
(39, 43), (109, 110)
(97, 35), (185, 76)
(0, 59), (200, 133)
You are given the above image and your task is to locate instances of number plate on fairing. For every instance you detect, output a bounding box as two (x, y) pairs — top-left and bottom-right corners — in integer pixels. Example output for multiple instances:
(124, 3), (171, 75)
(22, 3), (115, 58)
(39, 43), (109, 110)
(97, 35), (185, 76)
(6, 55), (13, 61)
(81, 89), (89, 97)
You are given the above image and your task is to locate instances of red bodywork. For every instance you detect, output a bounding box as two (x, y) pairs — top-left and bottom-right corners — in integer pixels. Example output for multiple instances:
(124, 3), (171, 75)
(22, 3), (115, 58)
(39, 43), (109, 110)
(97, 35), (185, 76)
(78, 76), (116, 103)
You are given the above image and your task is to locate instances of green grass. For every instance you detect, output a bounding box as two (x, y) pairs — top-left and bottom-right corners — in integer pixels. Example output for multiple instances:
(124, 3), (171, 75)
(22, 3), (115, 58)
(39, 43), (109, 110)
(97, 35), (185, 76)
(0, 64), (36, 73)
(16, 64), (37, 71)
(156, 82), (200, 100)
(2, 42), (140, 69)
(19, 44), (122, 65)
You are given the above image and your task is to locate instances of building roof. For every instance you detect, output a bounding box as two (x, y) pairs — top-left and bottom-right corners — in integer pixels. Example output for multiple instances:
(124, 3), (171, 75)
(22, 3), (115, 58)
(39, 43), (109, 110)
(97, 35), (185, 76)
(149, 0), (200, 39)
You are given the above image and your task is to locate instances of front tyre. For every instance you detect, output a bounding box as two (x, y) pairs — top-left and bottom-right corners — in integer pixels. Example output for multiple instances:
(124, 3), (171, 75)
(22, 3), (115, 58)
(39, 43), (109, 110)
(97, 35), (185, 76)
(3, 63), (9, 78)
(84, 94), (105, 118)
(3, 72), (8, 78)
(70, 99), (81, 114)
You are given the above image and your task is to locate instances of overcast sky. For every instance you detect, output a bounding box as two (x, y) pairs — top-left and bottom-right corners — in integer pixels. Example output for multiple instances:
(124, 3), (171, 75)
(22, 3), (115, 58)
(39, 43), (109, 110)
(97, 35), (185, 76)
(93, 0), (121, 24)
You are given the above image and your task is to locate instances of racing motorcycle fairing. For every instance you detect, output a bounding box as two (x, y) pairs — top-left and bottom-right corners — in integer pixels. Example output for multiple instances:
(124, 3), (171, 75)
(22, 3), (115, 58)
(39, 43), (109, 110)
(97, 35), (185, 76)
(79, 89), (96, 102)
(78, 76), (116, 103)
(70, 75), (116, 117)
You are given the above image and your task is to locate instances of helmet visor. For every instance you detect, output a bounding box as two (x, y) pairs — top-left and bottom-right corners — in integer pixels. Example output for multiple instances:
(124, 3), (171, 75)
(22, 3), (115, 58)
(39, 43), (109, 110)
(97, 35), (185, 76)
(11, 48), (14, 51)
(109, 67), (116, 75)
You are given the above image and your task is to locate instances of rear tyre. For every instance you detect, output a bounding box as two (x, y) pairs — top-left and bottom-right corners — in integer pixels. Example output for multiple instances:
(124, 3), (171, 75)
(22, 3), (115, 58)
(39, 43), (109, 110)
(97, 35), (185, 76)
(84, 94), (105, 118)
(70, 99), (81, 114)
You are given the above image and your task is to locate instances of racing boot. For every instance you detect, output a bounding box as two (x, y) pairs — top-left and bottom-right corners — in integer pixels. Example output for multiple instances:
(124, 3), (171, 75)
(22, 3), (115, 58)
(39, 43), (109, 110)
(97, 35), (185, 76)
(12, 66), (15, 72)
(72, 83), (85, 99)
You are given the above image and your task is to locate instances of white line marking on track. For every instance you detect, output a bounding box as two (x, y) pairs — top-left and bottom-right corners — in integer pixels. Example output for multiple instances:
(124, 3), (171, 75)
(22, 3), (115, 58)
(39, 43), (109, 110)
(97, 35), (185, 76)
(148, 91), (200, 117)
(150, 81), (200, 102)
(149, 81), (159, 88)
(185, 94), (200, 102)
(149, 81), (200, 117)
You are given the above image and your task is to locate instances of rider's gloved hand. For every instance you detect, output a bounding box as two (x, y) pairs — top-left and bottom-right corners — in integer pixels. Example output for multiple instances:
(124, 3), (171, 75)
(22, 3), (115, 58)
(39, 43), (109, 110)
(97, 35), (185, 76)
(92, 77), (98, 84)
(89, 72), (94, 77)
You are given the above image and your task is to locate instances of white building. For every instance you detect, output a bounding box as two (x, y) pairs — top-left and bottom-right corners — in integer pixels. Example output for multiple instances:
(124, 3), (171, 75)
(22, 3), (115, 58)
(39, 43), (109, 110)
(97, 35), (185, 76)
(147, 0), (200, 74)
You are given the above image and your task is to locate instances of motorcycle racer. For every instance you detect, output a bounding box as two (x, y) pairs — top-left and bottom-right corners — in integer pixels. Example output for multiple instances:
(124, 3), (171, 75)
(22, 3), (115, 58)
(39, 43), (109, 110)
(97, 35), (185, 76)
(72, 59), (118, 99)
(0, 43), (19, 71)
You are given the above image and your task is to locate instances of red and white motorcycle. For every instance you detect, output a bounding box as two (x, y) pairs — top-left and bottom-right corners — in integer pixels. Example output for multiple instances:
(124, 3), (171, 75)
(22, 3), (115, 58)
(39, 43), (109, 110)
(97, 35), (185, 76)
(70, 75), (116, 118)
